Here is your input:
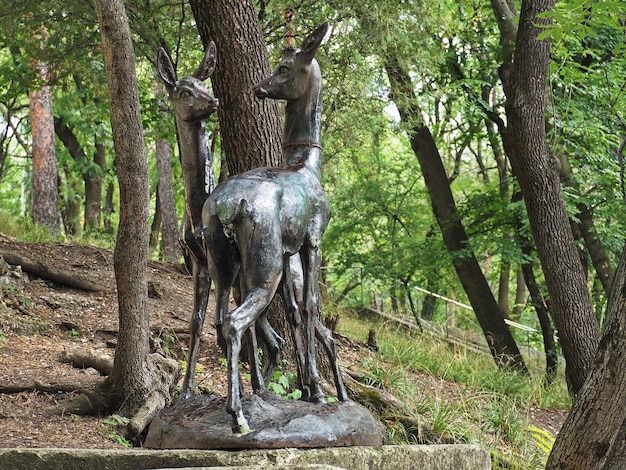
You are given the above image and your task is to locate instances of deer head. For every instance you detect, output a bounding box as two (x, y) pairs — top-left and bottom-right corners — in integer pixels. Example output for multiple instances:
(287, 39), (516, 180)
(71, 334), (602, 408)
(157, 43), (219, 122)
(253, 22), (328, 102)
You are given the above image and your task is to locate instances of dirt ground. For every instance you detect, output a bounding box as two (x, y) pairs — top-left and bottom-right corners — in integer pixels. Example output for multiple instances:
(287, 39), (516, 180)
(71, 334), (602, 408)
(0, 233), (566, 449)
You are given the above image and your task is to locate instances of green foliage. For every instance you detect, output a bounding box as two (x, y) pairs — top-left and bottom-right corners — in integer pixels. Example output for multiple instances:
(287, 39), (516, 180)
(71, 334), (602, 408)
(528, 424), (556, 455)
(68, 328), (82, 339)
(103, 414), (132, 448)
(0, 210), (60, 243)
(267, 370), (302, 400)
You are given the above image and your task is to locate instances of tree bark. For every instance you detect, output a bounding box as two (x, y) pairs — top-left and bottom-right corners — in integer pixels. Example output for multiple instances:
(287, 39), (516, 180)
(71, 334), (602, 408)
(496, 0), (600, 394)
(384, 56), (526, 371)
(547, 242), (626, 467)
(512, 191), (558, 383)
(189, 0), (283, 174)
(93, 0), (178, 425)
(29, 28), (60, 235)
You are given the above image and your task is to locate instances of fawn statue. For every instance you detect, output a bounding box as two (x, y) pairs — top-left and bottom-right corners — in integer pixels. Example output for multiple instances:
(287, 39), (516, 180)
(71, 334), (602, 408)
(202, 22), (347, 434)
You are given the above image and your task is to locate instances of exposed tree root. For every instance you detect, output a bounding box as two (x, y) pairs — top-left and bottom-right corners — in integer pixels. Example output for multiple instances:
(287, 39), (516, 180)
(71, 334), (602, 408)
(57, 346), (114, 375)
(0, 252), (106, 292)
(126, 390), (165, 439)
(0, 381), (90, 394)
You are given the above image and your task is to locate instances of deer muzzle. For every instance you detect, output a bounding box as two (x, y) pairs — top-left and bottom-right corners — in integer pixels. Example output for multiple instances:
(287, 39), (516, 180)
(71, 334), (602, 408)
(253, 75), (272, 99)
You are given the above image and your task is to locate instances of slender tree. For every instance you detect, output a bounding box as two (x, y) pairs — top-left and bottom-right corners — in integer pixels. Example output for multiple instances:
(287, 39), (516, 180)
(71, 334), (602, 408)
(29, 25), (60, 234)
(492, 0), (601, 394)
(384, 54), (526, 370)
(92, 0), (178, 438)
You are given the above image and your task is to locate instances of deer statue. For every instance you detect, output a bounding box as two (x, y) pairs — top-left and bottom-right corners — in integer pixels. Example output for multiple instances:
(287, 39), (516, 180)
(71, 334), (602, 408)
(157, 44), (282, 399)
(202, 22), (347, 434)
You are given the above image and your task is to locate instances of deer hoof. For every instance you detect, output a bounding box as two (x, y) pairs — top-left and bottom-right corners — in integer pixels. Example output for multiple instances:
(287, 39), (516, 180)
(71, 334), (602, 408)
(232, 411), (252, 435)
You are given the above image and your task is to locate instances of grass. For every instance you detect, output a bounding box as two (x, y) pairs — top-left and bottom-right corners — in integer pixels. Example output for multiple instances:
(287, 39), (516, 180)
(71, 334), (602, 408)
(335, 309), (570, 469)
(0, 212), (60, 244)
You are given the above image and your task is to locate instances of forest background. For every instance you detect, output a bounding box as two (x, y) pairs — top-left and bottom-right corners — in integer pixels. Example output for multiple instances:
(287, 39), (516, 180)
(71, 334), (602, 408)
(0, 0), (625, 468)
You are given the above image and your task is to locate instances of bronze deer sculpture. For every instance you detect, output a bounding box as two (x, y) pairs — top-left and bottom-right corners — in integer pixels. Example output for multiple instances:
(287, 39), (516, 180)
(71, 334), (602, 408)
(156, 44), (281, 398)
(202, 22), (347, 434)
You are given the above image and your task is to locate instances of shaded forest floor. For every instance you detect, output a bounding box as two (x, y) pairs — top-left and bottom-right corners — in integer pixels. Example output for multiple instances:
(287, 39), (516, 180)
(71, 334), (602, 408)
(0, 233), (566, 450)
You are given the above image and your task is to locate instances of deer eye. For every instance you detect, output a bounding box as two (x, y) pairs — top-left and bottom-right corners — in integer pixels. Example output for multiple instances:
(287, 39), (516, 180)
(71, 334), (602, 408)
(179, 90), (191, 98)
(277, 65), (289, 75)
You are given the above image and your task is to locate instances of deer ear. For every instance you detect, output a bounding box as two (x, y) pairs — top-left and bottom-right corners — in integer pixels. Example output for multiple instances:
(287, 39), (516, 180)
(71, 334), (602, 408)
(299, 22), (329, 63)
(193, 41), (217, 81)
(157, 47), (177, 90)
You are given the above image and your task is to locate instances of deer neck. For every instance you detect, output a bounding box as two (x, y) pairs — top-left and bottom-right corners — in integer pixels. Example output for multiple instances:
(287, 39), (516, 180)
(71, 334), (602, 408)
(283, 80), (323, 178)
(175, 118), (212, 224)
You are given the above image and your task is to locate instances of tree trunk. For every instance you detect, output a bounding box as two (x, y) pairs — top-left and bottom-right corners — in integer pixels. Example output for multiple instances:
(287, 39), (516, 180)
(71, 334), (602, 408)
(150, 184), (163, 250)
(189, 0), (283, 174)
(93, 0), (178, 428)
(513, 190), (558, 383)
(558, 154), (615, 294)
(384, 56), (526, 371)
(103, 180), (115, 232)
(29, 29), (60, 235)
(496, 0), (600, 394)
(498, 261), (511, 317)
(511, 269), (525, 319)
(54, 115), (105, 233)
(153, 79), (181, 263)
(547, 242), (626, 467)
(60, 163), (82, 236)
(84, 141), (105, 231)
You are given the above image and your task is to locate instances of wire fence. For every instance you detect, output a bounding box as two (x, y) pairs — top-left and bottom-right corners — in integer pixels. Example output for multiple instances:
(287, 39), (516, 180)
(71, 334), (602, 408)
(321, 271), (553, 370)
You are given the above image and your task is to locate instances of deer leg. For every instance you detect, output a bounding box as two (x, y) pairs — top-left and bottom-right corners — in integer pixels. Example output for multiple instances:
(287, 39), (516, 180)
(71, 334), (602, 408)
(301, 245), (324, 403)
(257, 312), (285, 387)
(224, 285), (278, 434)
(246, 325), (264, 394)
(315, 319), (348, 401)
(204, 215), (239, 354)
(282, 254), (308, 396)
(181, 228), (211, 399)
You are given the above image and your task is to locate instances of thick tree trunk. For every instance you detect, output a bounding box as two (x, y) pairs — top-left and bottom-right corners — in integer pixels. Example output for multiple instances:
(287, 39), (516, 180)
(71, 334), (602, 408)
(93, 0), (178, 427)
(498, 0), (600, 394)
(385, 57), (526, 371)
(29, 39), (60, 235)
(547, 242), (626, 468)
(189, 0), (283, 173)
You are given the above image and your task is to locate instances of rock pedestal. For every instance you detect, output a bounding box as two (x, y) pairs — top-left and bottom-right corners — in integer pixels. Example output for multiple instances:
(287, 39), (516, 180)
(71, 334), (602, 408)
(145, 392), (385, 450)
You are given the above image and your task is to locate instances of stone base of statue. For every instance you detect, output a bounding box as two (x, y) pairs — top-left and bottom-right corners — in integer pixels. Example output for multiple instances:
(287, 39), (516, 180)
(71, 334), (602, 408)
(144, 391), (385, 450)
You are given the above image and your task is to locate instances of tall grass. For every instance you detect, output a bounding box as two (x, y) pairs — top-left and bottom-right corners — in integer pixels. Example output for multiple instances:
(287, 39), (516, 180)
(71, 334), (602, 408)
(0, 208), (116, 251)
(335, 308), (570, 469)
(0, 211), (60, 243)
